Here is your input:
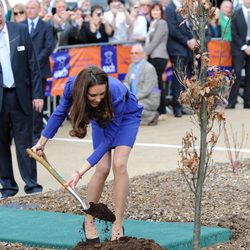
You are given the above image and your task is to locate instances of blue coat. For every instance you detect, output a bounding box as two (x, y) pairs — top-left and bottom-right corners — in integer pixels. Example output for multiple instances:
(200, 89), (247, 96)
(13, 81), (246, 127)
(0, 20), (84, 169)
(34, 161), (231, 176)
(43, 76), (143, 166)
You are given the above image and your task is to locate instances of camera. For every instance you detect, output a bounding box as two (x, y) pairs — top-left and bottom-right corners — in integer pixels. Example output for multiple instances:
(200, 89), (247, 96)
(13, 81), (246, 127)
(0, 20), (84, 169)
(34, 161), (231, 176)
(96, 11), (102, 17)
(115, 3), (121, 10)
(134, 5), (139, 10)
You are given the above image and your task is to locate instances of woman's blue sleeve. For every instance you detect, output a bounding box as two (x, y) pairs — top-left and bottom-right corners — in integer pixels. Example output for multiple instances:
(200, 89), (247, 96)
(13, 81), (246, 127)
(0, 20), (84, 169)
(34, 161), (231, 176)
(87, 96), (126, 166)
(42, 78), (74, 139)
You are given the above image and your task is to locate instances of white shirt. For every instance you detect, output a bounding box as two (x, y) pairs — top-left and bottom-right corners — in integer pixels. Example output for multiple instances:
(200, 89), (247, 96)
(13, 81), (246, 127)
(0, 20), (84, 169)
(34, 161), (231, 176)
(104, 10), (129, 42)
(241, 5), (250, 49)
(242, 5), (250, 24)
(28, 16), (39, 34)
(1, 24), (10, 53)
(129, 15), (147, 41)
(172, 0), (183, 8)
(0, 24), (15, 88)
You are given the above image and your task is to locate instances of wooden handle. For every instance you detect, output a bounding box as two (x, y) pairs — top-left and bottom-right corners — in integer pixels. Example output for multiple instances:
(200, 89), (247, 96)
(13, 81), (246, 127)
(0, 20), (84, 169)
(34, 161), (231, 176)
(26, 148), (66, 187)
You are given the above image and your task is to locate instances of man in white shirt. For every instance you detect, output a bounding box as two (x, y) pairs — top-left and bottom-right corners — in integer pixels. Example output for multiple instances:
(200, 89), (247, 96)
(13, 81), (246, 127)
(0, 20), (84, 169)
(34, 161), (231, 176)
(0, 0), (43, 198)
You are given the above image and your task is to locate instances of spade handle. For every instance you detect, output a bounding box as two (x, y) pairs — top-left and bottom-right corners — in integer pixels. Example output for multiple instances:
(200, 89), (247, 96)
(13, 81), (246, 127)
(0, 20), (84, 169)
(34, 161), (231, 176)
(26, 148), (88, 211)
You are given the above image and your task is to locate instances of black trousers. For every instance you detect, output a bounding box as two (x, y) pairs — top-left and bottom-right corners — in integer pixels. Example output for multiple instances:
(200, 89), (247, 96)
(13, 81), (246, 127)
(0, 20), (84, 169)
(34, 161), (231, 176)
(170, 56), (192, 111)
(149, 57), (168, 114)
(229, 54), (250, 107)
(33, 78), (46, 144)
(0, 89), (42, 196)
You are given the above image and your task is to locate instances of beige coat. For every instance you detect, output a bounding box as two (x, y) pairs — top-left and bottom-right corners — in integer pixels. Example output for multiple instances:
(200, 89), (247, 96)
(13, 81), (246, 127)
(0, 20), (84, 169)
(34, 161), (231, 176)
(124, 60), (160, 124)
(145, 19), (169, 59)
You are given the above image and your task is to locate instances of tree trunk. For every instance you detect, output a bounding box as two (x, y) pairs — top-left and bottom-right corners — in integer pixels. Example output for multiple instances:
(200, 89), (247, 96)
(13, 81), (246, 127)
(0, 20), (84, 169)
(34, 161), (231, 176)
(192, 2), (208, 249)
(192, 99), (208, 249)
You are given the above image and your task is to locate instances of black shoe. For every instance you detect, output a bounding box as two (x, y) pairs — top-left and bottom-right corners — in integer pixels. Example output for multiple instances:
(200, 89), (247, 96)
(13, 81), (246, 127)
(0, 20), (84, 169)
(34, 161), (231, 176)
(174, 109), (182, 118)
(25, 186), (43, 194)
(226, 103), (235, 109)
(0, 192), (17, 199)
(111, 226), (125, 240)
(148, 113), (159, 126)
(182, 109), (193, 115)
(83, 221), (100, 244)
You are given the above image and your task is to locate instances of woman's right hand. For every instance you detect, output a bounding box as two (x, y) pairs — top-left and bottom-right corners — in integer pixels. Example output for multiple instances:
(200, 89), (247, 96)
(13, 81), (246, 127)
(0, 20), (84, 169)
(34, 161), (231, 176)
(65, 162), (92, 189)
(65, 171), (82, 189)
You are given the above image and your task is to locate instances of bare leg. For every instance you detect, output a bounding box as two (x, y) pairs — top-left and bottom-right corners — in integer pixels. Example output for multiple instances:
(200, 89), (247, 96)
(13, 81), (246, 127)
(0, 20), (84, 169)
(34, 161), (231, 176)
(111, 146), (131, 240)
(85, 150), (111, 239)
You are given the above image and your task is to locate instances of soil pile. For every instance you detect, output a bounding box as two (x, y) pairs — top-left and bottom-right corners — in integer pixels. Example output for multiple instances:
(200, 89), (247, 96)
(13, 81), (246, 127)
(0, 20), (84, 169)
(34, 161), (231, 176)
(73, 237), (165, 250)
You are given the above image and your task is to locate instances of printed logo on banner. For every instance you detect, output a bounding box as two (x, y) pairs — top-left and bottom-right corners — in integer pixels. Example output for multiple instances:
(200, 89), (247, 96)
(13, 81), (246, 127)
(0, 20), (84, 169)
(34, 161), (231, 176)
(101, 46), (117, 74)
(52, 50), (70, 79)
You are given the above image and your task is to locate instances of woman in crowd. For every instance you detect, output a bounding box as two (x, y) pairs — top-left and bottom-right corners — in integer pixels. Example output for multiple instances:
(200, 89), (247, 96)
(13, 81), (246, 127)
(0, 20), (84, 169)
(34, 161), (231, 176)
(128, 0), (147, 42)
(11, 3), (26, 23)
(206, 7), (221, 40)
(32, 66), (143, 242)
(80, 4), (113, 44)
(68, 8), (86, 44)
(104, 0), (132, 42)
(145, 2), (168, 121)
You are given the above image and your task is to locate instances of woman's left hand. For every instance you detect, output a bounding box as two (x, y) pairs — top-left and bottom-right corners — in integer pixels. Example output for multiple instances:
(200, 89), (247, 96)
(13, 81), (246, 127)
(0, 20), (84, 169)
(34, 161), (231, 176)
(65, 162), (92, 189)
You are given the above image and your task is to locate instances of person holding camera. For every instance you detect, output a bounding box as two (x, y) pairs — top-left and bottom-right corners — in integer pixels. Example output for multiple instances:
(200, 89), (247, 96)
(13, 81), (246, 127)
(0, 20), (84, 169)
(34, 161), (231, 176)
(48, 0), (79, 47)
(80, 4), (113, 44)
(128, 0), (147, 42)
(104, 0), (132, 43)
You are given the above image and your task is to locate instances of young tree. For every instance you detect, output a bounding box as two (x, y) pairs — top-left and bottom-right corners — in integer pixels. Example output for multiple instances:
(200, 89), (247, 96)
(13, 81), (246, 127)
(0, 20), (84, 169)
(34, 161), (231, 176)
(177, 1), (234, 249)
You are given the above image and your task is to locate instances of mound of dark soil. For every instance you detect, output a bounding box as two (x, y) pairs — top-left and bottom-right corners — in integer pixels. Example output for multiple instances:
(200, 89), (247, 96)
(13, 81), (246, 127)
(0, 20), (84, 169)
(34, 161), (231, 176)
(73, 237), (165, 250)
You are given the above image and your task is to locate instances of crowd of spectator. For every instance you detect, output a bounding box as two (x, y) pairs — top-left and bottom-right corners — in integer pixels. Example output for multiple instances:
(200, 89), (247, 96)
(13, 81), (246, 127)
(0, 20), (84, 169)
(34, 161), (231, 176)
(1, 0), (249, 122)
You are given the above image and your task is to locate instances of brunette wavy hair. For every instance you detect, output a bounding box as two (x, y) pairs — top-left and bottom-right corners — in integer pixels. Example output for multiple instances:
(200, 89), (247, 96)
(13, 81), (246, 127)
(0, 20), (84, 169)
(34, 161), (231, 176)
(149, 2), (164, 21)
(69, 66), (114, 138)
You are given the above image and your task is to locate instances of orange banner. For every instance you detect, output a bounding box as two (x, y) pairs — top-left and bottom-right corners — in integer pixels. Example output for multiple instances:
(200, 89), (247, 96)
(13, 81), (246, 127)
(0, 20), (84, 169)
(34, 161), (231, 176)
(49, 44), (133, 96)
(207, 40), (232, 67)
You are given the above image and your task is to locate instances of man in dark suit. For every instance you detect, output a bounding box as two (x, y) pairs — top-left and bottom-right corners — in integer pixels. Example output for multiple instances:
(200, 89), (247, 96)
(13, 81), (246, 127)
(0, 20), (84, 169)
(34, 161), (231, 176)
(165, 0), (197, 117)
(228, 0), (250, 109)
(0, 0), (43, 199)
(25, 0), (54, 143)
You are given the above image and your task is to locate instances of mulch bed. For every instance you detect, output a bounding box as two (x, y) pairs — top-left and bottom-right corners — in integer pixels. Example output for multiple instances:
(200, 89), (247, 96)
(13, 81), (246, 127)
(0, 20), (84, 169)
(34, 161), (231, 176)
(0, 160), (249, 250)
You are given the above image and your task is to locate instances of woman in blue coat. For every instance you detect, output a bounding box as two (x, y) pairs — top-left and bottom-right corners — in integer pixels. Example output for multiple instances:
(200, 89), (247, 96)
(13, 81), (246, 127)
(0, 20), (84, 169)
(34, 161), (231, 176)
(32, 66), (143, 242)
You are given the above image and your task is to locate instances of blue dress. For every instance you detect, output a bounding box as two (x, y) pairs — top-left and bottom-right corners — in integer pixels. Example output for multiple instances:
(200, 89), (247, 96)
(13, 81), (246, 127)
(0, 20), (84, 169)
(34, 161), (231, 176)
(42, 76), (143, 167)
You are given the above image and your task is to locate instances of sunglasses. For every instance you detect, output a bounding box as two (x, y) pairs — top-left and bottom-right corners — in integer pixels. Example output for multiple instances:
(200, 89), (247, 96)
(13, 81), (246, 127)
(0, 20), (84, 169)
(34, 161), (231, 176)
(14, 11), (25, 16)
(131, 52), (139, 55)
